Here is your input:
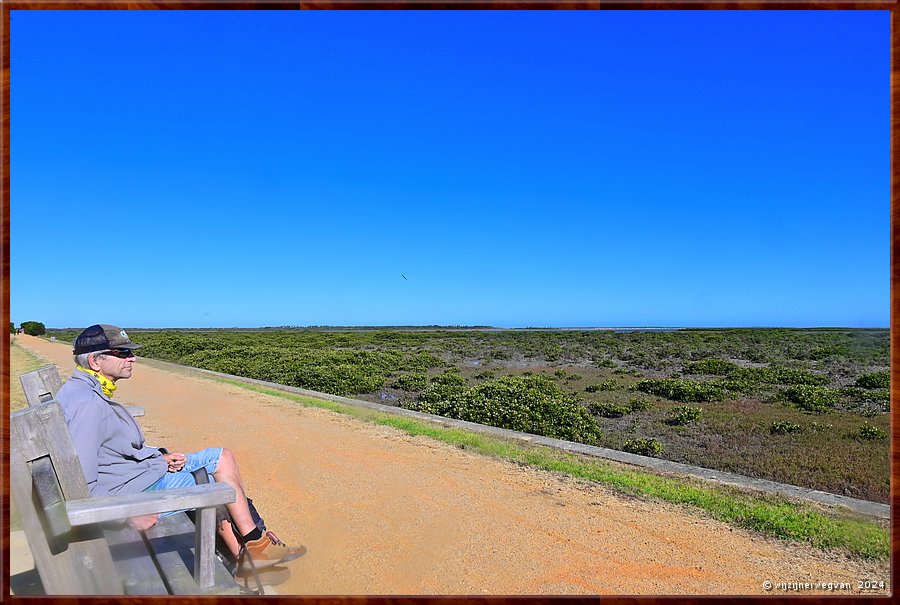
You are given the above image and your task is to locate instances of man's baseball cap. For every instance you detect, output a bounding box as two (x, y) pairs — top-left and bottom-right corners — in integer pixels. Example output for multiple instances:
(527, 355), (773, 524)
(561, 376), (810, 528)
(73, 324), (143, 355)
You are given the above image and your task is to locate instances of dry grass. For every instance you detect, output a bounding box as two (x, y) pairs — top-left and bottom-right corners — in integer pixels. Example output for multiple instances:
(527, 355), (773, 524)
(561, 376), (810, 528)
(9, 336), (53, 412)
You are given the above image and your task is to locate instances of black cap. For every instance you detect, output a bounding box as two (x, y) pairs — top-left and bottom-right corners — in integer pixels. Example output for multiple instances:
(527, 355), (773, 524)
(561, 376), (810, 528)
(73, 324), (143, 355)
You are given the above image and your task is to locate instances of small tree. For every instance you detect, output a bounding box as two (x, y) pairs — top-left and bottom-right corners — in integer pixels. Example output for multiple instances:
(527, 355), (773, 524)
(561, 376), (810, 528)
(9, 322), (14, 334)
(21, 321), (46, 336)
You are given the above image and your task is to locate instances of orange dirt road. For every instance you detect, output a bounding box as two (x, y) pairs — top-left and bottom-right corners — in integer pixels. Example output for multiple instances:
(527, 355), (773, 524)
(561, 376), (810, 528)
(13, 335), (890, 595)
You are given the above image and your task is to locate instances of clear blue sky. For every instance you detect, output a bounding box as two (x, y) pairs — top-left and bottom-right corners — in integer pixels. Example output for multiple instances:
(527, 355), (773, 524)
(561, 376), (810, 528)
(11, 10), (888, 329)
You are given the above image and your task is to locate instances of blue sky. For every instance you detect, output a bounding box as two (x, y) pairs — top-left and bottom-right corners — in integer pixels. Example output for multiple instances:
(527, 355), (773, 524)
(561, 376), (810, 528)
(10, 10), (888, 329)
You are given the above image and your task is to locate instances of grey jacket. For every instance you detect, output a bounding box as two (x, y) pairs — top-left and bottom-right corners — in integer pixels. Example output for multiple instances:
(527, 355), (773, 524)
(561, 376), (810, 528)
(56, 369), (167, 496)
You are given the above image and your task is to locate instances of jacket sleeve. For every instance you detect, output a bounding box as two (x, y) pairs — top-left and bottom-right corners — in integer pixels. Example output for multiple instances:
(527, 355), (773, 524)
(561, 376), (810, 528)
(66, 402), (104, 490)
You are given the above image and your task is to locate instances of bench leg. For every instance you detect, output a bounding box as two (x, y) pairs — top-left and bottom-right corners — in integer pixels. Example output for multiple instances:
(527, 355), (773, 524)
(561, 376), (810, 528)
(194, 507), (217, 590)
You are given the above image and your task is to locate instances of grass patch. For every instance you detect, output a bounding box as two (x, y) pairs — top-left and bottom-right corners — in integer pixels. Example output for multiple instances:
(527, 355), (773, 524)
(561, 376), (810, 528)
(211, 374), (888, 561)
(9, 337), (54, 413)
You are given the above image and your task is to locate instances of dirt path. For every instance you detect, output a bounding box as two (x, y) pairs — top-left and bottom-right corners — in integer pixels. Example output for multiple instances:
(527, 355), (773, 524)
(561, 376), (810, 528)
(13, 335), (890, 595)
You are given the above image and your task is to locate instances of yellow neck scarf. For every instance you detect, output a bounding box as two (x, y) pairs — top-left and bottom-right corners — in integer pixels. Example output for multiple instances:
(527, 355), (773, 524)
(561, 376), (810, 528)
(77, 365), (117, 398)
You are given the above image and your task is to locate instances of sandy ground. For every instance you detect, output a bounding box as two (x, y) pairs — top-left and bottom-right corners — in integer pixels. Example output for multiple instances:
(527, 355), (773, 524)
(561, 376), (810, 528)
(10, 335), (891, 595)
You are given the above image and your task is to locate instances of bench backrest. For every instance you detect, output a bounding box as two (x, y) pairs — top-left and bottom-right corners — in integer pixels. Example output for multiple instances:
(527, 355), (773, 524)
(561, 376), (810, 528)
(19, 365), (63, 407)
(10, 402), (124, 594)
(20, 365), (145, 418)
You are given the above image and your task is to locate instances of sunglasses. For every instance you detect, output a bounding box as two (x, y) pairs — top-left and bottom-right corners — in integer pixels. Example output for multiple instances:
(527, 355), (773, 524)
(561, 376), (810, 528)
(102, 349), (136, 359)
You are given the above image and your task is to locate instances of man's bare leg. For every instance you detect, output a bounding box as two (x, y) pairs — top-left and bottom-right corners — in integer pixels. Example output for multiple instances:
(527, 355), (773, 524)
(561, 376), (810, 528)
(212, 448), (258, 538)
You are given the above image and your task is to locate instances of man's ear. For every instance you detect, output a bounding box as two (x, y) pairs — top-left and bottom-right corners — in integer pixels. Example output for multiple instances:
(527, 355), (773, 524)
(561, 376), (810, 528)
(87, 352), (103, 371)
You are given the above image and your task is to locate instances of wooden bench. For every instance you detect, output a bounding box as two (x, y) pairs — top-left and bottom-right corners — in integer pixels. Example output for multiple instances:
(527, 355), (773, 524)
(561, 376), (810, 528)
(13, 370), (240, 595)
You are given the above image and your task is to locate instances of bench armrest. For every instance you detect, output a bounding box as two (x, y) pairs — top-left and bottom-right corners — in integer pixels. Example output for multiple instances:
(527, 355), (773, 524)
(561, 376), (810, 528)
(66, 483), (235, 526)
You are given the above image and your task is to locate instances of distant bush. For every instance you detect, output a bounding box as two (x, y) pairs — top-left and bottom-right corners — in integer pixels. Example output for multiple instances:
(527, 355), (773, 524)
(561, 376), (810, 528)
(585, 379), (617, 393)
(732, 366), (830, 387)
(683, 358), (740, 376)
(841, 386), (889, 408)
(401, 351), (446, 371)
(394, 372), (428, 392)
(770, 421), (802, 435)
(543, 344), (563, 361)
(9, 322), (14, 334)
(419, 372), (466, 406)
(634, 378), (729, 403)
(589, 402), (630, 418)
(554, 369), (583, 381)
(596, 359), (617, 368)
(626, 398), (653, 412)
(623, 437), (664, 457)
(857, 423), (888, 440)
(667, 405), (703, 425)
(855, 371), (889, 389)
(783, 385), (841, 414)
(405, 375), (603, 445)
(21, 321), (46, 336)
(680, 361), (830, 392)
(474, 370), (496, 381)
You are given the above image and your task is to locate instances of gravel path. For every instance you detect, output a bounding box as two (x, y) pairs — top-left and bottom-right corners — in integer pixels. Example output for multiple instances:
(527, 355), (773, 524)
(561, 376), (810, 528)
(14, 335), (890, 595)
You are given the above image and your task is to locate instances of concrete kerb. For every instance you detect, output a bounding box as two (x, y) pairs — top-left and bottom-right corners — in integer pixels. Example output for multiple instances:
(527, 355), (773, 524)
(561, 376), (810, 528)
(139, 357), (890, 521)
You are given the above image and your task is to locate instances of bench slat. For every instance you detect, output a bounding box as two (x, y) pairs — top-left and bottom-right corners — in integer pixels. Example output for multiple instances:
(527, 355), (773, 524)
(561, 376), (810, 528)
(66, 483), (236, 526)
(19, 365), (63, 407)
(31, 458), (72, 545)
(144, 513), (240, 594)
(104, 524), (169, 595)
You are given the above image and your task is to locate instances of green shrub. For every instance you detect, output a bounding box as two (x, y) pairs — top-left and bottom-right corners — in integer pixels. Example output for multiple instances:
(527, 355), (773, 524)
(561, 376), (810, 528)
(21, 321), (46, 336)
(596, 359), (617, 368)
(474, 370), (496, 381)
(418, 371), (466, 402)
(627, 398), (653, 412)
(855, 371), (889, 389)
(554, 369), (567, 379)
(634, 378), (729, 402)
(394, 372), (428, 392)
(585, 379), (617, 393)
(732, 366), (830, 386)
(623, 437), (664, 457)
(9, 322), (14, 334)
(406, 375), (603, 445)
(683, 358), (740, 376)
(770, 421), (802, 435)
(841, 386), (890, 409)
(682, 363), (830, 392)
(784, 385), (841, 414)
(667, 405), (703, 425)
(589, 402), (630, 418)
(857, 424), (888, 440)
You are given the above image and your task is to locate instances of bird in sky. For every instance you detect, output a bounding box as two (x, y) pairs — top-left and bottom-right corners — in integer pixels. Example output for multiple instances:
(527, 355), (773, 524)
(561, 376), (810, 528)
(401, 274), (408, 280)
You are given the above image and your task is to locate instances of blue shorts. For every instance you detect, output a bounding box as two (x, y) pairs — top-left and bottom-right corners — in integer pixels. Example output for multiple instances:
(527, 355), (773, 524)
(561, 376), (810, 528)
(145, 446), (223, 494)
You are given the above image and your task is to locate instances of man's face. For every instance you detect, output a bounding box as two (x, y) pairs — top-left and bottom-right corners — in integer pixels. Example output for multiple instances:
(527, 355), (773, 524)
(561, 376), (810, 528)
(92, 349), (137, 382)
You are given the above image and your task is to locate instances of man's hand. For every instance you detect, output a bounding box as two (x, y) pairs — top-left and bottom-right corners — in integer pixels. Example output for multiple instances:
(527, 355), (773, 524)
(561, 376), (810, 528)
(129, 513), (159, 531)
(163, 452), (186, 472)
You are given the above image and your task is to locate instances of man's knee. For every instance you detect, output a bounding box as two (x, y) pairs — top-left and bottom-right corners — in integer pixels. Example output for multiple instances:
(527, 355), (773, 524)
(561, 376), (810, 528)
(217, 447), (237, 472)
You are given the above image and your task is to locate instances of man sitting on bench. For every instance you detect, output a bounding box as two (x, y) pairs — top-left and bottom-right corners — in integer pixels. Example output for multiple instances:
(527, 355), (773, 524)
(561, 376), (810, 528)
(55, 324), (306, 574)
